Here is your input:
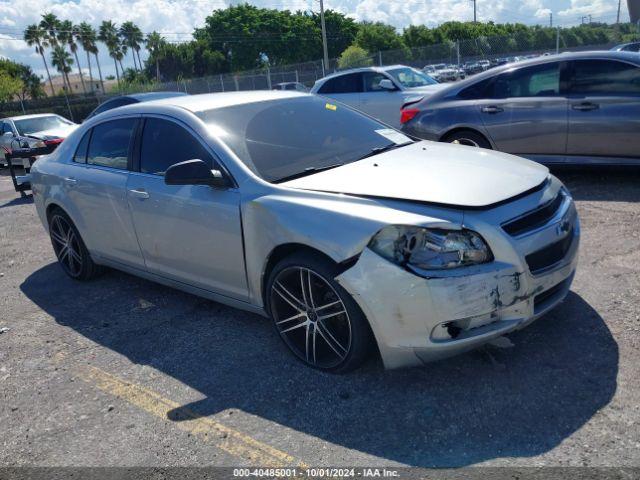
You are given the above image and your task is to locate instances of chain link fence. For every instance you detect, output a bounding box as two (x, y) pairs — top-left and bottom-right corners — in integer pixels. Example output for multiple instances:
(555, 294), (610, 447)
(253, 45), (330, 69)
(0, 30), (625, 122)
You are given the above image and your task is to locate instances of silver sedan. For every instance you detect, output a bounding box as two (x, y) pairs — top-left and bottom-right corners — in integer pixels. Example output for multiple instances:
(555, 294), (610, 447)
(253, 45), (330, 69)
(30, 91), (579, 372)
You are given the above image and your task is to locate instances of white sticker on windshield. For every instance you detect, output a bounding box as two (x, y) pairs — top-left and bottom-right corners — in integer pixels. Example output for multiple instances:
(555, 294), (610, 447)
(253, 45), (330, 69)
(375, 129), (411, 145)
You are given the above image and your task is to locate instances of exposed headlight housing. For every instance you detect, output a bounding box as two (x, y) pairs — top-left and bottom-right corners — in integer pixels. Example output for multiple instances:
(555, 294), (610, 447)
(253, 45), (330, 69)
(369, 225), (493, 270)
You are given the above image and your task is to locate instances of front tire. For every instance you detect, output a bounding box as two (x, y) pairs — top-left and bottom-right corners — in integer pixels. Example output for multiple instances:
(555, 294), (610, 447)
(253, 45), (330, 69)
(266, 252), (373, 373)
(48, 208), (101, 281)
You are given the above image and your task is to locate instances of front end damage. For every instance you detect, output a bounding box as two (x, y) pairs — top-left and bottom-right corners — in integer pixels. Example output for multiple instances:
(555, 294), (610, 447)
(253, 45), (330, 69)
(335, 193), (580, 370)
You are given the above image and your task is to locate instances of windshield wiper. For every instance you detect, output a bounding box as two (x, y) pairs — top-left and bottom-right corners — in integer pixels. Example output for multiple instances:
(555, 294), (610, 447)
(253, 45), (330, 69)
(275, 163), (344, 183)
(357, 142), (412, 161)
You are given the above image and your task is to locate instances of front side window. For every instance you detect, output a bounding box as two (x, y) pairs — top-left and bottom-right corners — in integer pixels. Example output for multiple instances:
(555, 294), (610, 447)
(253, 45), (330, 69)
(87, 118), (137, 170)
(13, 115), (73, 135)
(197, 96), (412, 183)
(317, 73), (362, 94)
(73, 131), (91, 164)
(386, 67), (438, 88)
(492, 63), (560, 98)
(570, 60), (640, 95)
(363, 72), (392, 92)
(140, 118), (213, 175)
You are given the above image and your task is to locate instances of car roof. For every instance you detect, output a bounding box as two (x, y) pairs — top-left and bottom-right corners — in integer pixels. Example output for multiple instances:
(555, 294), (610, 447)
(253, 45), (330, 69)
(104, 90), (309, 115)
(1, 113), (62, 121)
(317, 64), (415, 82)
(122, 91), (187, 101)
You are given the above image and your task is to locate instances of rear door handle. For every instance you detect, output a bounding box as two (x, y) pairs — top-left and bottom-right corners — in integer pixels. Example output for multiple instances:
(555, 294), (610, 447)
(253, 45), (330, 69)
(64, 177), (77, 186)
(481, 105), (503, 114)
(129, 188), (149, 199)
(572, 102), (599, 111)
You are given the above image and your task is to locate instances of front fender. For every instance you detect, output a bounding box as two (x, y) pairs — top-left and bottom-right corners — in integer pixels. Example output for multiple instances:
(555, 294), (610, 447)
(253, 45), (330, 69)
(241, 188), (464, 307)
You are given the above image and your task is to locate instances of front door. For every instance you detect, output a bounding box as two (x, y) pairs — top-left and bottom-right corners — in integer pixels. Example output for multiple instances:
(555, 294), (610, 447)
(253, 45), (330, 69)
(126, 116), (248, 300)
(566, 59), (640, 160)
(479, 61), (568, 157)
(359, 72), (405, 126)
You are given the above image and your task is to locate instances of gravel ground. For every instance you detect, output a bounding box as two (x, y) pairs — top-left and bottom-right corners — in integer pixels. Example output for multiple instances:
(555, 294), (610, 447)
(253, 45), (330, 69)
(0, 166), (639, 468)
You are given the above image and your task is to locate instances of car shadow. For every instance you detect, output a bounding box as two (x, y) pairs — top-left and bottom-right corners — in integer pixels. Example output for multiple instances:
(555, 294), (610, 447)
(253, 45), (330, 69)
(21, 263), (618, 467)
(0, 193), (33, 209)
(551, 166), (640, 202)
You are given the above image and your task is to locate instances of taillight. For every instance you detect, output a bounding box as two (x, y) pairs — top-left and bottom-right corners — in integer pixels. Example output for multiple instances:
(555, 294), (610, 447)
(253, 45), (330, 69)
(44, 138), (64, 146)
(400, 108), (420, 124)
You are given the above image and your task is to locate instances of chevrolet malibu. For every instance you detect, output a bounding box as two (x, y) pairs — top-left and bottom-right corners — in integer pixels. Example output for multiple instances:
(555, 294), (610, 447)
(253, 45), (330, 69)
(30, 91), (579, 372)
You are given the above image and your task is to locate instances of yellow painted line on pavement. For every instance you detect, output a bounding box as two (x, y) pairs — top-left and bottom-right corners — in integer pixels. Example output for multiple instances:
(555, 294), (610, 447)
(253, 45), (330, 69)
(75, 365), (308, 468)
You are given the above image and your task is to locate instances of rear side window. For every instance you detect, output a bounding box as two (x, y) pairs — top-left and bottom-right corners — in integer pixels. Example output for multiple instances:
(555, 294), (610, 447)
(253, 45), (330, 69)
(492, 63), (560, 98)
(318, 73), (362, 94)
(140, 118), (213, 175)
(458, 78), (492, 99)
(87, 118), (137, 170)
(570, 60), (640, 95)
(73, 131), (91, 163)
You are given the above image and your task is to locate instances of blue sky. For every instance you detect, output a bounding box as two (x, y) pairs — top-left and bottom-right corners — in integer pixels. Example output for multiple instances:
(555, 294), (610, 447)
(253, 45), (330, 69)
(0, 0), (631, 78)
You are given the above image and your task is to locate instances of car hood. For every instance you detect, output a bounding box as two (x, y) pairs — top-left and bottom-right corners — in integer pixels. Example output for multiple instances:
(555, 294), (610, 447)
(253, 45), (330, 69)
(25, 124), (78, 140)
(280, 141), (549, 209)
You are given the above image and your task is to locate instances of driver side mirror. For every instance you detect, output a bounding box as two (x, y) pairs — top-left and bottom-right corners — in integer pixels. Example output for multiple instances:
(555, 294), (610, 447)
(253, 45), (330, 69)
(164, 159), (230, 189)
(379, 79), (396, 91)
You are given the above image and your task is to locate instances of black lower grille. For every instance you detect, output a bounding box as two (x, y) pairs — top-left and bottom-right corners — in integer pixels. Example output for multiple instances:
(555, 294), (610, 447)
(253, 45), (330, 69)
(502, 193), (564, 237)
(534, 278), (568, 310)
(525, 228), (574, 274)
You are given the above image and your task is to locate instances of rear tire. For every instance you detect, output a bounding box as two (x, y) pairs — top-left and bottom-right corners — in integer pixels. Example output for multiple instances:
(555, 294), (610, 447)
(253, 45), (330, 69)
(48, 208), (102, 281)
(443, 130), (492, 149)
(266, 251), (373, 373)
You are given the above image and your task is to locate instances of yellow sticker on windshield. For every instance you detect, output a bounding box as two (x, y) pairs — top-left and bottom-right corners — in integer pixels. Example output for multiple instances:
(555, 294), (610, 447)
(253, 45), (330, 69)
(325, 103), (337, 111)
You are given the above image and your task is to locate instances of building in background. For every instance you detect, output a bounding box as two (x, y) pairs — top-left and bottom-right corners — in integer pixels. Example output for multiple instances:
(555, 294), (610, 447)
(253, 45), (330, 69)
(630, 0), (640, 23)
(47, 74), (116, 97)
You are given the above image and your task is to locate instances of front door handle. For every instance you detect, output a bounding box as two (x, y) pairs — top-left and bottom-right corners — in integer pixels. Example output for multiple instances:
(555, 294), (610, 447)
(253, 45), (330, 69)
(481, 105), (504, 114)
(129, 188), (149, 199)
(572, 102), (599, 111)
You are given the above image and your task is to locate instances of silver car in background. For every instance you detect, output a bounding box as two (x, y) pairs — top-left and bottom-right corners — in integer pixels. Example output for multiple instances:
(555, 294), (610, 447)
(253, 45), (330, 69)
(400, 51), (640, 165)
(31, 91), (579, 372)
(311, 65), (444, 127)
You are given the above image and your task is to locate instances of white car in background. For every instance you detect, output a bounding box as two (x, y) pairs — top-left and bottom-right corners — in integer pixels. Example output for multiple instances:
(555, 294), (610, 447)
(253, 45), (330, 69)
(1, 114), (78, 167)
(311, 65), (446, 127)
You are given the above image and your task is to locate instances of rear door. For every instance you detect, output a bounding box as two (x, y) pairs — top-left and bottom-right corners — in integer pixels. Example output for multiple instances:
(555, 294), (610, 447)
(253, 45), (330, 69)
(316, 73), (363, 111)
(126, 116), (247, 300)
(566, 59), (640, 160)
(479, 61), (568, 157)
(66, 117), (144, 267)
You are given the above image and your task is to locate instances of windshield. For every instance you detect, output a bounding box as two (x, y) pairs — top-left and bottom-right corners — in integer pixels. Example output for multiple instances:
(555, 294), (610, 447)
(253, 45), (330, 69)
(197, 96), (412, 183)
(386, 67), (438, 88)
(14, 116), (73, 135)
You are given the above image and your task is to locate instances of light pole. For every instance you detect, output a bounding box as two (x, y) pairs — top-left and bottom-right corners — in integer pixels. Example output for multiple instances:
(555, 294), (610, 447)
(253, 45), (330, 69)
(471, 0), (477, 22)
(319, 0), (329, 71)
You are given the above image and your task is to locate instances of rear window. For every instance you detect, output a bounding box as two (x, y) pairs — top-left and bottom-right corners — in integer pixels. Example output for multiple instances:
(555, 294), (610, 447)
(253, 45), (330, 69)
(87, 118), (137, 170)
(13, 115), (73, 135)
(197, 96), (411, 183)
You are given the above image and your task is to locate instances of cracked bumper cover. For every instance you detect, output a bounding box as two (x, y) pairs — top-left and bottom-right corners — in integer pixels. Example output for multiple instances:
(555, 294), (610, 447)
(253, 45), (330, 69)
(335, 226), (580, 370)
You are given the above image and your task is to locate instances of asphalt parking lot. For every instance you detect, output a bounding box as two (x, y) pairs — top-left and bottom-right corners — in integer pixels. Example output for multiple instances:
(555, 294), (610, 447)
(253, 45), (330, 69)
(0, 166), (639, 468)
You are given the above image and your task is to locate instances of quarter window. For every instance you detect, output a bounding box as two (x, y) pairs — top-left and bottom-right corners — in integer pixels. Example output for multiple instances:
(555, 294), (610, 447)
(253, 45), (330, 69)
(492, 63), (560, 98)
(317, 73), (362, 94)
(86, 118), (137, 170)
(73, 131), (91, 164)
(570, 60), (640, 95)
(140, 118), (213, 175)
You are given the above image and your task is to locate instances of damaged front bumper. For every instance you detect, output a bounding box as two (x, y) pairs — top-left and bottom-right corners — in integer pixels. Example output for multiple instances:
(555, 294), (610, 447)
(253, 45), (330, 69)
(336, 209), (580, 370)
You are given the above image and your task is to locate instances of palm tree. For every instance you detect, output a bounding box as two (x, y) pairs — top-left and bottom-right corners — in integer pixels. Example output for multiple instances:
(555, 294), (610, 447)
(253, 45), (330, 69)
(78, 22), (101, 93)
(120, 22), (144, 71)
(145, 31), (164, 81)
(98, 21), (121, 83)
(39, 13), (60, 48)
(118, 41), (127, 74)
(24, 24), (55, 96)
(58, 20), (86, 94)
(51, 45), (73, 93)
